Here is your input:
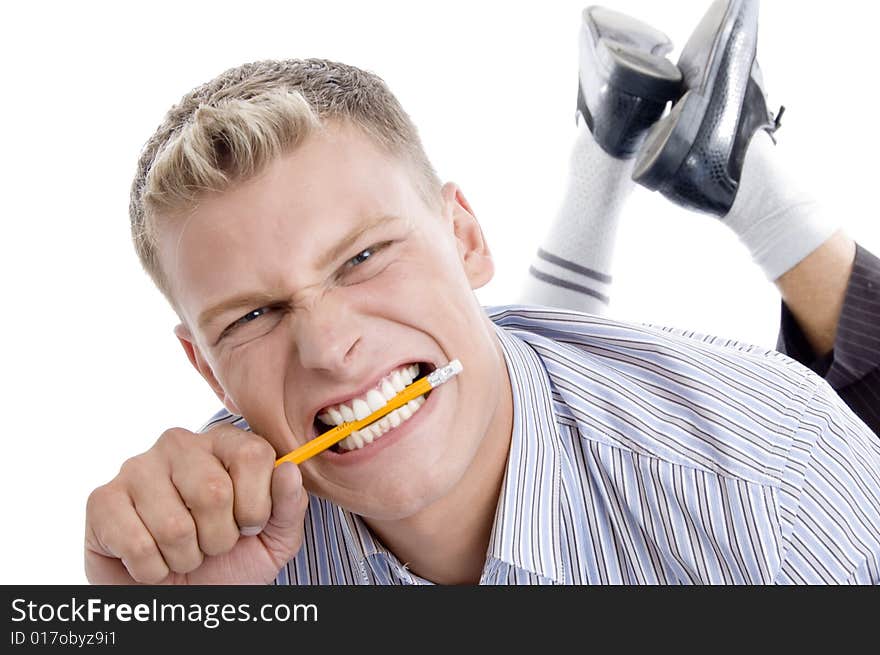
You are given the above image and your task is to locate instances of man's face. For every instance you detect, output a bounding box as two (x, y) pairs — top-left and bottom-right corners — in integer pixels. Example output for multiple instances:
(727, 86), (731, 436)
(159, 122), (509, 521)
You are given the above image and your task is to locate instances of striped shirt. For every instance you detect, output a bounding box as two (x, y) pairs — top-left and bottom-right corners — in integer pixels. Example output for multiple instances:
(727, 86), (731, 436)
(203, 305), (880, 584)
(778, 243), (880, 435)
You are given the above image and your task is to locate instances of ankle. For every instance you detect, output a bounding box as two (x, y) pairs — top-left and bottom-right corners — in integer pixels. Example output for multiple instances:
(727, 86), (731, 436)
(724, 135), (839, 280)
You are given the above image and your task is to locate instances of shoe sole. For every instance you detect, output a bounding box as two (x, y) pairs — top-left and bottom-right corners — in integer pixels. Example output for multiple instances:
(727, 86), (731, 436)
(583, 6), (682, 101)
(631, 0), (749, 189)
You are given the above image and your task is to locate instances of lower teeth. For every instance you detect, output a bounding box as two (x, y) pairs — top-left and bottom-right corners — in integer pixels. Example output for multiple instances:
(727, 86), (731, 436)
(334, 392), (428, 452)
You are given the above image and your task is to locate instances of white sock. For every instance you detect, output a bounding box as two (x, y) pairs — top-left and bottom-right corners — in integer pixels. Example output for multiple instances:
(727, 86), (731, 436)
(724, 134), (838, 281)
(519, 120), (633, 314)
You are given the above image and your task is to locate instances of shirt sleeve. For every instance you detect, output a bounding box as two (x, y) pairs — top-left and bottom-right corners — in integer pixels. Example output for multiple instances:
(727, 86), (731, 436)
(776, 243), (880, 435)
(773, 376), (880, 584)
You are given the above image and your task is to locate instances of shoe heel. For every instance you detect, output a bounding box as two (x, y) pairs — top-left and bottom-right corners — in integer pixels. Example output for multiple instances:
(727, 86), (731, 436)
(580, 8), (682, 157)
(632, 90), (704, 190)
(584, 6), (682, 101)
(586, 6), (674, 59)
(631, 93), (687, 190)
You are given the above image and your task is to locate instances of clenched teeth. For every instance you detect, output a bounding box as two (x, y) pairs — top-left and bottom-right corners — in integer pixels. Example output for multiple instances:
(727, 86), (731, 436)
(336, 394), (426, 451)
(315, 364), (428, 452)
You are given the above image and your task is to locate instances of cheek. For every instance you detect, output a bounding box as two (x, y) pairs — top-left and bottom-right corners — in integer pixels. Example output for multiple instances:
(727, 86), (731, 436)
(214, 335), (292, 410)
(348, 244), (475, 318)
(350, 273), (440, 335)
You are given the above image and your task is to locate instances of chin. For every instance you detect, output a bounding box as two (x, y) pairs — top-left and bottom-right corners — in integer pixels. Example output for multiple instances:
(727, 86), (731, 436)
(351, 466), (461, 521)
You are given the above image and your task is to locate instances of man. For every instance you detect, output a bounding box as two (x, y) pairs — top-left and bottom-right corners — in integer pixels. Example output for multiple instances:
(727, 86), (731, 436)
(85, 0), (880, 584)
(522, 2), (880, 435)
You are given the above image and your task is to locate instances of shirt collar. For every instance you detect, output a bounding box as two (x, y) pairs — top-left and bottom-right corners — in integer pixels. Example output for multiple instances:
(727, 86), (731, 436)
(332, 317), (566, 584)
(486, 321), (565, 583)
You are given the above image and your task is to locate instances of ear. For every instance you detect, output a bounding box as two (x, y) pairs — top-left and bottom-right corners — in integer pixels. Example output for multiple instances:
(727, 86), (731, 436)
(441, 182), (494, 289)
(174, 323), (242, 415)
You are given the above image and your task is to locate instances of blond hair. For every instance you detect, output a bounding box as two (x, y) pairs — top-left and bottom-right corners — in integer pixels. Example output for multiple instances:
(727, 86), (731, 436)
(130, 58), (442, 301)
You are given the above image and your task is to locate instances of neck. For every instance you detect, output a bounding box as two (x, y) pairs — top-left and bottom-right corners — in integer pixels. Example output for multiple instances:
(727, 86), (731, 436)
(365, 335), (513, 584)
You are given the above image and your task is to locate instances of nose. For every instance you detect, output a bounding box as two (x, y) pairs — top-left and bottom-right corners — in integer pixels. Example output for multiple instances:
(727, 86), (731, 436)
(294, 294), (361, 374)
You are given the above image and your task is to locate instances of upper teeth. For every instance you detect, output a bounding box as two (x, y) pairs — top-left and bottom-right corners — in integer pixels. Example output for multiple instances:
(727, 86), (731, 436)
(316, 363), (427, 452)
(317, 363), (420, 427)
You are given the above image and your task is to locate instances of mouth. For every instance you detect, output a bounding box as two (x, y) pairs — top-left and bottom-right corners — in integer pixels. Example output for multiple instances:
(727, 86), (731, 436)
(312, 361), (436, 454)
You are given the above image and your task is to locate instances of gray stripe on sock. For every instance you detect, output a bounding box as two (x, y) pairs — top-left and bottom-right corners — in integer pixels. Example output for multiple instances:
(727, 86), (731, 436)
(528, 266), (610, 304)
(537, 248), (613, 284)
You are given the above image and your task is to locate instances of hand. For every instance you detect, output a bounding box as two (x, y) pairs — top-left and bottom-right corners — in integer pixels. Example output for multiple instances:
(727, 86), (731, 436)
(84, 424), (308, 584)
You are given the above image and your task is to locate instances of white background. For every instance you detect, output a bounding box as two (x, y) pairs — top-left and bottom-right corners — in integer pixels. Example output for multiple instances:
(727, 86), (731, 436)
(1, 0), (877, 583)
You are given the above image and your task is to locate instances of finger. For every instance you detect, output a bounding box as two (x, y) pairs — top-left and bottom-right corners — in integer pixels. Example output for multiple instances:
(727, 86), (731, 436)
(210, 429), (275, 535)
(85, 550), (137, 585)
(169, 447), (239, 557)
(85, 485), (170, 584)
(129, 476), (204, 574)
(258, 462), (309, 566)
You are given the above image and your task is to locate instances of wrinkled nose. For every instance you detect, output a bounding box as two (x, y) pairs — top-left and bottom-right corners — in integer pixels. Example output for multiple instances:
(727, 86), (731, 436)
(294, 296), (361, 374)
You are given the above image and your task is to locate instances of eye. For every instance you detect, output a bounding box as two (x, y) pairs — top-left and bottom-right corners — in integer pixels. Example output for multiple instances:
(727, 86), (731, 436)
(219, 306), (278, 343)
(345, 245), (378, 269)
(340, 241), (391, 275)
(232, 307), (269, 328)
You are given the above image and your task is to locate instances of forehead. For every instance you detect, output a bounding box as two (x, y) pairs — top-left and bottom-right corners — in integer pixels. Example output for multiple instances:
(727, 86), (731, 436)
(157, 123), (427, 322)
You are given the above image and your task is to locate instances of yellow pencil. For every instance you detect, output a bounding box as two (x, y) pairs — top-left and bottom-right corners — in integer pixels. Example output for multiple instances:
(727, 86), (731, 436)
(275, 360), (463, 466)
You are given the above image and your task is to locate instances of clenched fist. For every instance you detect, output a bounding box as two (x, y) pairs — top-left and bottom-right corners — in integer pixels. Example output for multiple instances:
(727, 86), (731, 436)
(84, 424), (308, 584)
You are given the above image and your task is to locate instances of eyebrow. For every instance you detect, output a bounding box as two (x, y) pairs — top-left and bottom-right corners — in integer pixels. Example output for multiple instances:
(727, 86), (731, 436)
(315, 213), (399, 270)
(197, 291), (279, 333)
(196, 214), (400, 333)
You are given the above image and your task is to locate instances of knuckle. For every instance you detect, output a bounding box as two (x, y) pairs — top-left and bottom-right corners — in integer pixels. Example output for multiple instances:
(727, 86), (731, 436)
(236, 438), (275, 467)
(86, 484), (116, 515)
(124, 534), (159, 564)
(195, 474), (233, 509)
(154, 513), (195, 546)
(117, 455), (146, 480)
(208, 423), (246, 439)
(160, 426), (192, 441)
(158, 427), (194, 450)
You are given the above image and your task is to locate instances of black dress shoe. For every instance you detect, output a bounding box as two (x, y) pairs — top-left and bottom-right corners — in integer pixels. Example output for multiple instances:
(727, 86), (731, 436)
(631, 0), (782, 215)
(578, 5), (682, 158)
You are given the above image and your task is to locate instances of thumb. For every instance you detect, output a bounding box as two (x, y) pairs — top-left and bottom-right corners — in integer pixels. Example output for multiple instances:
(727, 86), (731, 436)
(258, 462), (308, 566)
